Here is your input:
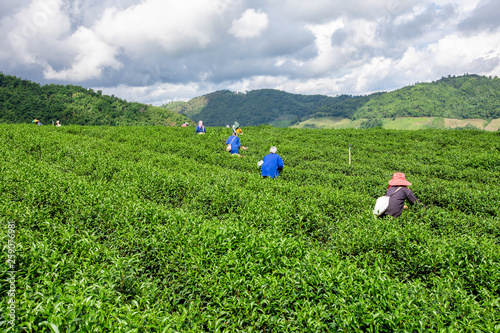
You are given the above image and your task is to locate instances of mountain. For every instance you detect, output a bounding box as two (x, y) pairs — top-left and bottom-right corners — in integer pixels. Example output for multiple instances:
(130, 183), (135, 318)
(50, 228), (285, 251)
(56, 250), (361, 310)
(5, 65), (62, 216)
(164, 89), (383, 127)
(3, 72), (499, 128)
(163, 74), (500, 127)
(353, 74), (500, 120)
(0, 73), (192, 126)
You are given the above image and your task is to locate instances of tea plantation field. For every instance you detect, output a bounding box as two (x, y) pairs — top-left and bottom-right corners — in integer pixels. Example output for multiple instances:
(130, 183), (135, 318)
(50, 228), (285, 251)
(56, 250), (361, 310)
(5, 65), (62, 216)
(1, 124), (499, 332)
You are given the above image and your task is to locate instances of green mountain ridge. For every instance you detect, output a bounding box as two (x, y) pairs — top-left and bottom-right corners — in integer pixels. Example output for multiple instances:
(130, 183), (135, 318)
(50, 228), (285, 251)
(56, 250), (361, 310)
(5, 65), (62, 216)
(2, 72), (500, 129)
(163, 89), (380, 127)
(355, 74), (500, 119)
(163, 74), (500, 128)
(0, 72), (192, 126)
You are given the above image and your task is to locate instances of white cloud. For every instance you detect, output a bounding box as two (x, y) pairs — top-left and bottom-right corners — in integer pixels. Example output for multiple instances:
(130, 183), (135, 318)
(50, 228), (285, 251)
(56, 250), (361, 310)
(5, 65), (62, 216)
(1, 0), (499, 104)
(393, 5), (426, 25)
(351, 57), (393, 92)
(43, 27), (122, 81)
(98, 81), (203, 105)
(305, 18), (344, 73)
(228, 8), (269, 39)
(1, 0), (70, 65)
(396, 32), (500, 77)
(94, 0), (232, 57)
(278, 0), (420, 22)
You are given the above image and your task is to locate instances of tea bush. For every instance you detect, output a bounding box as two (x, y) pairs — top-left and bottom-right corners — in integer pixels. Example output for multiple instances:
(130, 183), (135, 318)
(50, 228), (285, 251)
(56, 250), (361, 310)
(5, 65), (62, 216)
(0, 124), (499, 332)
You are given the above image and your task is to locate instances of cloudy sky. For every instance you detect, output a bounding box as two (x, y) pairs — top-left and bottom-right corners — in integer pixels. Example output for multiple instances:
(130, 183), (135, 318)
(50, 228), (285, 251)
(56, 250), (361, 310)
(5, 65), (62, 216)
(1, 0), (499, 105)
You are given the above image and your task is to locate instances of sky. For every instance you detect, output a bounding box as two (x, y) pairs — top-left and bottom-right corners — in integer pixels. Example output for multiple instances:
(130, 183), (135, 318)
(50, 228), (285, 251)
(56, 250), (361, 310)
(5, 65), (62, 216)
(1, 0), (500, 106)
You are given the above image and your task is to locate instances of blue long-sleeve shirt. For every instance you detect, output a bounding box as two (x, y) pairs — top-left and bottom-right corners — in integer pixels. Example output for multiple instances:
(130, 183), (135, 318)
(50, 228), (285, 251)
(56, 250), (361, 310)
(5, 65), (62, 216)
(195, 125), (206, 133)
(226, 135), (240, 154)
(261, 153), (283, 178)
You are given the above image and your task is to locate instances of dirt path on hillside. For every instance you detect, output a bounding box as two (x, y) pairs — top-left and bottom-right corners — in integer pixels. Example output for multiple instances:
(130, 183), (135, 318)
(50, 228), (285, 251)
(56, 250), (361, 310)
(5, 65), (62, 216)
(485, 119), (500, 131)
(444, 118), (488, 129)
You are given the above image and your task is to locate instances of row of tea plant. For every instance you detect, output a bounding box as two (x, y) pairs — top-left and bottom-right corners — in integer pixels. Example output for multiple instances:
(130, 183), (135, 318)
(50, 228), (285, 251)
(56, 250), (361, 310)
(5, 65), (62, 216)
(1, 124), (499, 331)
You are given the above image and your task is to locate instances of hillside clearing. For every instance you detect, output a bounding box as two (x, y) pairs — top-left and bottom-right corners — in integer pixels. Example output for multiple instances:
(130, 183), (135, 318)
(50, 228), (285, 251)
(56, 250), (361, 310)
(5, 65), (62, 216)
(293, 117), (500, 131)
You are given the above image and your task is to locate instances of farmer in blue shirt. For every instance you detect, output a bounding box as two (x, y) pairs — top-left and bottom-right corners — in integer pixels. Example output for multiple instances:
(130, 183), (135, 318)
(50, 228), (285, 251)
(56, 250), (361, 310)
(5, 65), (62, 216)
(195, 120), (206, 134)
(225, 130), (247, 156)
(260, 146), (283, 178)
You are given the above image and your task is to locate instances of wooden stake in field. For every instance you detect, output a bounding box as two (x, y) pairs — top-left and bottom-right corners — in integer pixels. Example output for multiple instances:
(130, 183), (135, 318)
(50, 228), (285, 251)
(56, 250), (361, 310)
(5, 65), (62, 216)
(349, 144), (352, 165)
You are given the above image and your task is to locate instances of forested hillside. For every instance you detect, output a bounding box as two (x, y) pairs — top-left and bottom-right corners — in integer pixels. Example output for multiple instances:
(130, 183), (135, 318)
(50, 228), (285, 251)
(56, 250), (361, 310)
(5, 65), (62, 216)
(354, 74), (500, 119)
(0, 73), (191, 126)
(165, 74), (500, 127)
(163, 89), (380, 127)
(3, 72), (499, 128)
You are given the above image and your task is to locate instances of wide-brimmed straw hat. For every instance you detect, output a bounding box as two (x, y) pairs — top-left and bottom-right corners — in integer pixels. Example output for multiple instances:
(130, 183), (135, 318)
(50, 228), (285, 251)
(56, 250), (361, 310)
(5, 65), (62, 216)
(388, 172), (412, 186)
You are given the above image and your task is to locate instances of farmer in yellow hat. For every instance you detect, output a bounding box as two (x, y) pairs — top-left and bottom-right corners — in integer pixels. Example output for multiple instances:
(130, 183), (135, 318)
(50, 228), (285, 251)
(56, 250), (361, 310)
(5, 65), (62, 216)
(232, 121), (243, 134)
(225, 127), (247, 156)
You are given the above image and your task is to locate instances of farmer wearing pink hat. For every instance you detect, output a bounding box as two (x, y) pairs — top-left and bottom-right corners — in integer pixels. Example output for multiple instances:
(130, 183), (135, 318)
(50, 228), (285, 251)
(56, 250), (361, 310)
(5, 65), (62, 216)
(381, 173), (422, 218)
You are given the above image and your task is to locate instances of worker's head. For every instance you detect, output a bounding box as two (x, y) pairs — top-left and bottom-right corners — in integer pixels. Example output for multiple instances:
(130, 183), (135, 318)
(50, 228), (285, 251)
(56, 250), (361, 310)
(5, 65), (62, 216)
(198, 120), (203, 126)
(388, 172), (412, 186)
(269, 146), (277, 154)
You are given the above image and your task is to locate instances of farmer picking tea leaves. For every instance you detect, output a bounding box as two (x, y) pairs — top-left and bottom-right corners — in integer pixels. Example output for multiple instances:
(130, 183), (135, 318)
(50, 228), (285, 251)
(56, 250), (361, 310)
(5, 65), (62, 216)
(232, 121), (243, 134)
(195, 120), (206, 134)
(225, 127), (247, 156)
(259, 146), (283, 178)
(378, 172), (422, 217)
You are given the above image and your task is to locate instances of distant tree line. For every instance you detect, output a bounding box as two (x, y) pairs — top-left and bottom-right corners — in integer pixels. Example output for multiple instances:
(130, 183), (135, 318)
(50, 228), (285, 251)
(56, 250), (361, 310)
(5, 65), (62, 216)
(0, 73), (190, 126)
(3, 72), (499, 128)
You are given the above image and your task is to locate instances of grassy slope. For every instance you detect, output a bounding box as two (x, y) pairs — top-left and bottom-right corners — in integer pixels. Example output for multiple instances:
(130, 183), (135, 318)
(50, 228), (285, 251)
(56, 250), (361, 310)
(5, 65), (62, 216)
(292, 117), (500, 131)
(485, 118), (500, 131)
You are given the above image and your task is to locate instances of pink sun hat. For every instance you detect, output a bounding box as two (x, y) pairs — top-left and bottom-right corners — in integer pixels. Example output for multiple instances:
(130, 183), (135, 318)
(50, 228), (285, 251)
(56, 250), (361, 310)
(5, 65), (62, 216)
(388, 172), (412, 186)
